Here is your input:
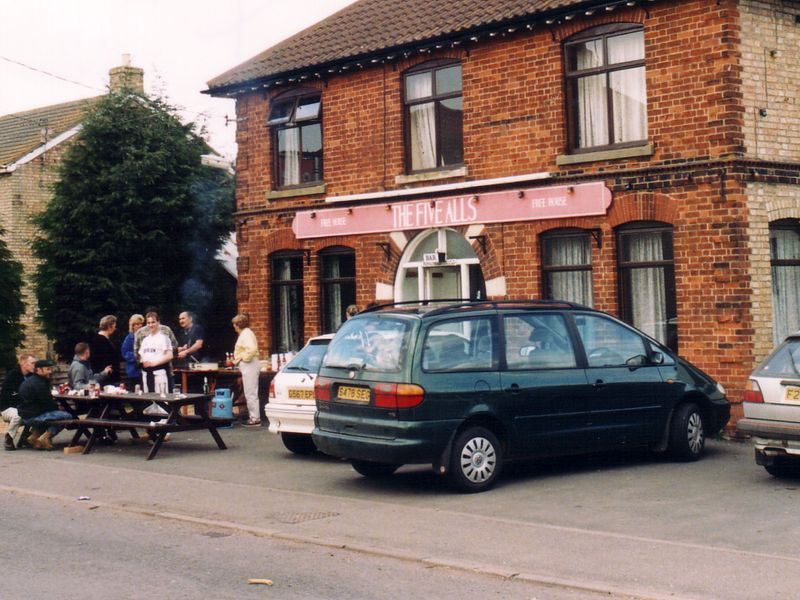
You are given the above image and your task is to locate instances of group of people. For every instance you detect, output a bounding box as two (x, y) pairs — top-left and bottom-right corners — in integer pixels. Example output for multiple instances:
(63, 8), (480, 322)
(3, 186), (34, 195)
(1, 354), (70, 450)
(1, 309), (263, 450)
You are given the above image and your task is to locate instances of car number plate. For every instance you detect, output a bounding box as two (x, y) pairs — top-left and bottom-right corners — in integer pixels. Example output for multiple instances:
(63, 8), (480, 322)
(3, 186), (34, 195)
(785, 386), (800, 402)
(338, 386), (370, 403)
(288, 388), (314, 400)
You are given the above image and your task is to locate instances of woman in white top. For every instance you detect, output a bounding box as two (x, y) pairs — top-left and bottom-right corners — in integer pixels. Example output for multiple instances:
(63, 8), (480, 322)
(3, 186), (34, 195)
(139, 312), (174, 394)
(232, 313), (260, 427)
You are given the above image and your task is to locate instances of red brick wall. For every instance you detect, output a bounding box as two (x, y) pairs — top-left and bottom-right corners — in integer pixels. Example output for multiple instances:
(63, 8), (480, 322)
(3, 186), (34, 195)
(231, 0), (753, 410)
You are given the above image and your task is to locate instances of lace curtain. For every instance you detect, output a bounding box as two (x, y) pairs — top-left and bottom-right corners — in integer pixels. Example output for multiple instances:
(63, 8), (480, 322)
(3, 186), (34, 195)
(408, 74), (436, 170)
(546, 236), (593, 306)
(628, 232), (667, 344)
(276, 259), (302, 352)
(278, 128), (301, 186)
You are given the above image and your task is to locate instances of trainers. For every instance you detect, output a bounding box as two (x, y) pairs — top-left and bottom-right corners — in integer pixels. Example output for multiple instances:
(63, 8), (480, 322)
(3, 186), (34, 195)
(4, 433), (15, 451)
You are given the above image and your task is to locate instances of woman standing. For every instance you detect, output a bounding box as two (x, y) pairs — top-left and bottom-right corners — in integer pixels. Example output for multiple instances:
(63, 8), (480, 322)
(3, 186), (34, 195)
(121, 314), (144, 389)
(232, 314), (261, 427)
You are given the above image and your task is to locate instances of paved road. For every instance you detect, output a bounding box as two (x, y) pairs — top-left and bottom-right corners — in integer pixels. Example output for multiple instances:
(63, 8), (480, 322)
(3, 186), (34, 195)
(3, 493), (615, 600)
(2, 425), (798, 599)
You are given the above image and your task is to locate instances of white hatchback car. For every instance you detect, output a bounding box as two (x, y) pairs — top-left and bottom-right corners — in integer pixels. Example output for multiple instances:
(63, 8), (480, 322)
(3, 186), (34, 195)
(266, 334), (333, 454)
(738, 332), (800, 478)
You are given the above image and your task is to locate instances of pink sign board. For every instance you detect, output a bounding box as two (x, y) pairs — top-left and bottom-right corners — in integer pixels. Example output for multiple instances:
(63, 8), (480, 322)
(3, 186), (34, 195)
(292, 181), (611, 239)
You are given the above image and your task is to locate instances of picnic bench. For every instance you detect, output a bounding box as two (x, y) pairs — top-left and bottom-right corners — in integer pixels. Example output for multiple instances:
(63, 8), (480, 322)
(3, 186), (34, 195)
(53, 392), (233, 460)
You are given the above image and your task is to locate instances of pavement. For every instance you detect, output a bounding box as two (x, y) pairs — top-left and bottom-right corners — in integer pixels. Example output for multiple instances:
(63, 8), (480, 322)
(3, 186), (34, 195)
(2, 424), (799, 600)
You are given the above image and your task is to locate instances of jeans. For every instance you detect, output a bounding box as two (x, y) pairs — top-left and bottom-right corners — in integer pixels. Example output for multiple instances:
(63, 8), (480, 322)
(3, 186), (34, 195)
(26, 410), (74, 436)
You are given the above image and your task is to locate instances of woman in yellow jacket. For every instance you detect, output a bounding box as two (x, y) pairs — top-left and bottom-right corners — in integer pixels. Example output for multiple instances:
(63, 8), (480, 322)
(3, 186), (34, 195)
(232, 314), (261, 427)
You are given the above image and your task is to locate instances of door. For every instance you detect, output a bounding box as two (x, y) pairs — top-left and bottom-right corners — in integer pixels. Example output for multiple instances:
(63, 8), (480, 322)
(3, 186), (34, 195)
(572, 313), (665, 447)
(499, 312), (592, 456)
(425, 266), (461, 299)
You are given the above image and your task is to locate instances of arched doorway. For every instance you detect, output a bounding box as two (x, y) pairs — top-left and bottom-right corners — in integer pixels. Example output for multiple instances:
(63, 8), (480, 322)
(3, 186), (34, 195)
(394, 228), (485, 302)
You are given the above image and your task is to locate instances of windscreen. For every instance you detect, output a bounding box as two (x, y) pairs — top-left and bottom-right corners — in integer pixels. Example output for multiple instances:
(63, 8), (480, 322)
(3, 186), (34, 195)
(755, 338), (800, 378)
(323, 315), (413, 373)
(285, 340), (329, 373)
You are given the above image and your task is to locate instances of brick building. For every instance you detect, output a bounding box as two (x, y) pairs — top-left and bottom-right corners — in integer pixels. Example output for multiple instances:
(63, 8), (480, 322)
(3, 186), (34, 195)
(207, 0), (800, 423)
(0, 59), (145, 360)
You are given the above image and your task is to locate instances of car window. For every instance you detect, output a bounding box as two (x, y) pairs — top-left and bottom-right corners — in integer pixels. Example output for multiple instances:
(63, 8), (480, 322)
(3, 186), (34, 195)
(755, 338), (800, 378)
(574, 314), (647, 367)
(503, 313), (576, 370)
(323, 316), (413, 373)
(423, 316), (495, 372)
(284, 340), (329, 373)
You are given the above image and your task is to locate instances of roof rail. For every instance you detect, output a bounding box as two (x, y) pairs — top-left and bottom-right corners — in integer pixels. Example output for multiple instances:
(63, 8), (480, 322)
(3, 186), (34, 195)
(360, 298), (591, 317)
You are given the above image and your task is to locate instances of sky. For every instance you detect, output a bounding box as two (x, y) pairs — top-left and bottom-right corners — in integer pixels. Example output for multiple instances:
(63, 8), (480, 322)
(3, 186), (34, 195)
(0, 0), (357, 160)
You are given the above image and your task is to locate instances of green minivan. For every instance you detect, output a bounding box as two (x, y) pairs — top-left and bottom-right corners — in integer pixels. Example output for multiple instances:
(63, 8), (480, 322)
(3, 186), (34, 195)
(312, 301), (730, 492)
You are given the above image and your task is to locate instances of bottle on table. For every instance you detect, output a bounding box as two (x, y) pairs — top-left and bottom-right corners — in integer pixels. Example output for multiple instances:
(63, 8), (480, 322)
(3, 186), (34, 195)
(203, 376), (210, 395)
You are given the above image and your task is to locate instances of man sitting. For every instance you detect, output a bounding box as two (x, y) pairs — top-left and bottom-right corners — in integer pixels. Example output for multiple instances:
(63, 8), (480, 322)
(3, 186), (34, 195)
(68, 342), (111, 389)
(1, 353), (35, 451)
(17, 359), (73, 451)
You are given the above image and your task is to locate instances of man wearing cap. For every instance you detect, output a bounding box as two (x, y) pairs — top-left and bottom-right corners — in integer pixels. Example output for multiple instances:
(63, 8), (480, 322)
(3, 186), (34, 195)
(1, 353), (35, 450)
(17, 359), (72, 451)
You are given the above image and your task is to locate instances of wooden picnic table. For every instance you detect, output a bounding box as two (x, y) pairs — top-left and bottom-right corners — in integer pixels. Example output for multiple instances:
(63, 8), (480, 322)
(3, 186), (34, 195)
(54, 391), (232, 460)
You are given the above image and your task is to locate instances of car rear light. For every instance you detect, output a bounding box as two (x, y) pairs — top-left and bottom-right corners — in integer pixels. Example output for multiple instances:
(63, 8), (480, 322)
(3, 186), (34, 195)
(268, 380), (276, 400)
(373, 383), (425, 409)
(315, 376), (332, 402)
(743, 380), (763, 403)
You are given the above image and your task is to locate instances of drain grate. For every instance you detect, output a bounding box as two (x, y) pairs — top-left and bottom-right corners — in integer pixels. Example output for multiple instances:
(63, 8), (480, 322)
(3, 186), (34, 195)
(269, 511), (340, 524)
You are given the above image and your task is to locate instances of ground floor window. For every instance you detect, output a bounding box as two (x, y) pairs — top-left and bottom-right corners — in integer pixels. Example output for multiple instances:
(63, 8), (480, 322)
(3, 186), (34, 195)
(771, 220), (800, 344)
(617, 222), (677, 351)
(320, 247), (356, 333)
(541, 229), (593, 306)
(271, 252), (304, 353)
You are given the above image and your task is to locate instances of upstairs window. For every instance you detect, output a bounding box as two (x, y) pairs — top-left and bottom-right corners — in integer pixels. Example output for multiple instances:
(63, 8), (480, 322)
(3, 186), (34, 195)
(565, 24), (647, 152)
(404, 61), (463, 172)
(268, 92), (322, 188)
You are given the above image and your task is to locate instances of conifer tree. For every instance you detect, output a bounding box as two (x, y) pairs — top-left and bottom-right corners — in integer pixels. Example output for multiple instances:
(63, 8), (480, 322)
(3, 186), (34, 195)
(33, 91), (233, 357)
(0, 227), (25, 367)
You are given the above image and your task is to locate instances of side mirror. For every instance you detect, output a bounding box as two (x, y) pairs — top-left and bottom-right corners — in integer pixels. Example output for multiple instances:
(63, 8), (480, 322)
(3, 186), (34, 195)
(625, 354), (647, 367)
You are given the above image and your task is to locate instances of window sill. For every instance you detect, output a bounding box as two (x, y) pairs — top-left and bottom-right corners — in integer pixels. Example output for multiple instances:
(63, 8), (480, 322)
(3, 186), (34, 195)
(556, 144), (654, 166)
(266, 183), (326, 200)
(395, 166), (468, 185)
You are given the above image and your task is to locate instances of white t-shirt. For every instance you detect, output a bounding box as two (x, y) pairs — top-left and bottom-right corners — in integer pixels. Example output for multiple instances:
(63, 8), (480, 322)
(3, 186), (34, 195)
(139, 331), (172, 367)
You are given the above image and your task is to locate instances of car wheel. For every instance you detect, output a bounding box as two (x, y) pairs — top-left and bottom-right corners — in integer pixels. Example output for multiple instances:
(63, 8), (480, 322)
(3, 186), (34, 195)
(668, 402), (705, 461)
(351, 460), (400, 478)
(280, 432), (316, 455)
(447, 426), (503, 493)
(764, 460), (800, 479)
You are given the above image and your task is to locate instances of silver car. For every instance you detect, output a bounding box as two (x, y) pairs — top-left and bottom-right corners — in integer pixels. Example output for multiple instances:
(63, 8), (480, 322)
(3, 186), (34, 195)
(738, 332), (800, 478)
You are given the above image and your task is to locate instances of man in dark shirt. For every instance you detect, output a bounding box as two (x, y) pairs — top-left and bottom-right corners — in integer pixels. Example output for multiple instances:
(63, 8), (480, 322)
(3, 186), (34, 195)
(1, 353), (35, 450)
(177, 311), (205, 367)
(17, 359), (72, 451)
(90, 315), (120, 385)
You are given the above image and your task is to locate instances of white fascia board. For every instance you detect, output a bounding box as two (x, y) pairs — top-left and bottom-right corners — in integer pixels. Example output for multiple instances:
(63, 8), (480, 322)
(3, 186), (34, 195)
(8, 124), (83, 171)
(325, 171), (553, 204)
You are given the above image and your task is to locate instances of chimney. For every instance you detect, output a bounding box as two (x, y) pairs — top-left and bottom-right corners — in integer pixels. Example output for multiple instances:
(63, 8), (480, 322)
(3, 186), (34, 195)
(109, 54), (144, 94)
